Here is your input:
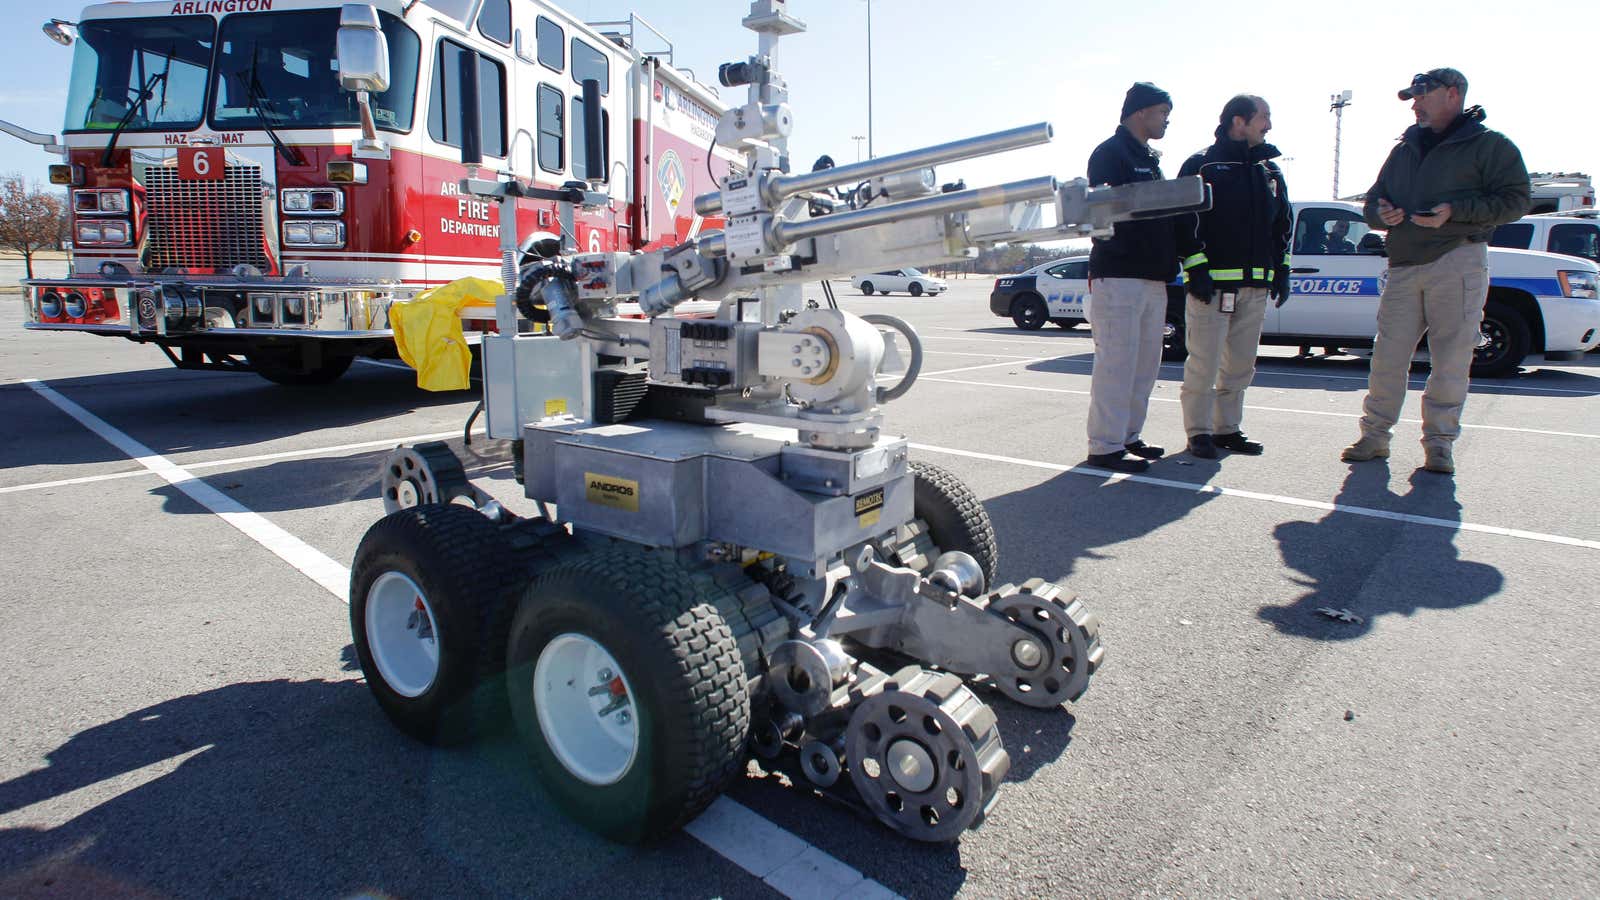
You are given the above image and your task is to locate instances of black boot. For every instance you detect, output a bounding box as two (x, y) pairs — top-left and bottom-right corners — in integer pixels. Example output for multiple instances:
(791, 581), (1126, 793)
(1187, 434), (1217, 459)
(1212, 431), (1264, 454)
(1086, 451), (1151, 473)
(1124, 440), (1165, 460)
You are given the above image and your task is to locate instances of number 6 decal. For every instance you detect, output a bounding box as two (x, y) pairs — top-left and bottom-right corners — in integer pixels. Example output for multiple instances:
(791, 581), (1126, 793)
(179, 146), (224, 180)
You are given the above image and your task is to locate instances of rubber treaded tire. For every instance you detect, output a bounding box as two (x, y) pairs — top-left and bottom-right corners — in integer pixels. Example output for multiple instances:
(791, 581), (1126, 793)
(248, 352), (354, 386)
(1162, 313), (1188, 362)
(910, 460), (999, 588)
(859, 281), (875, 296)
(349, 504), (526, 745)
(1470, 298), (1530, 378)
(1010, 294), (1047, 330)
(909, 282), (924, 297)
(506, 548), (751, 844)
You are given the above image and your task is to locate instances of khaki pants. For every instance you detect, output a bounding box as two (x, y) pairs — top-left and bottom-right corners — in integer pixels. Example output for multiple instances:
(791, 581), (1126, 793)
(1360, 242), (1490, 449)
(1181, 285), (1269, 437)
(1086, 277), (1167, 456)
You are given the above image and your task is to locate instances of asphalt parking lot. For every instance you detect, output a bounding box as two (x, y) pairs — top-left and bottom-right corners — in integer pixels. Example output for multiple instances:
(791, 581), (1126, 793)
(2, 279), (1597, 898)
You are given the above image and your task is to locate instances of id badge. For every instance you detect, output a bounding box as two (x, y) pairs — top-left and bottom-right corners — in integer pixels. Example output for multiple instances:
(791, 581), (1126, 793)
(1219, 291), (1236, 314)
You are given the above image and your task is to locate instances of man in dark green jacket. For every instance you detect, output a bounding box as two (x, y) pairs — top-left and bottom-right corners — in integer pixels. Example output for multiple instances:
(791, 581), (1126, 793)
(1341, 68), (1530, 475)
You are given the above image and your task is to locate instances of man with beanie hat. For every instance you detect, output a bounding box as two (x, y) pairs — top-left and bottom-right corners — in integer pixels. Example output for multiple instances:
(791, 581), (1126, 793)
(1084, 82), (1188, 473)
(1341, 68), (1530, 475)
(1175, 94), (1292, 460)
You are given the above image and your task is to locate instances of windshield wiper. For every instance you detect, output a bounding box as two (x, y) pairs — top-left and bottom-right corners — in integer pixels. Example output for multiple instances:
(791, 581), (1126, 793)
(233, 54), (305, 166)
(101, 71), (166, 167)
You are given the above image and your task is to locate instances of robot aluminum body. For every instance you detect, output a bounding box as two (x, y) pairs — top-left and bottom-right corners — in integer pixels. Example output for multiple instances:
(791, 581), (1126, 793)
(352, 0), (1207, 844)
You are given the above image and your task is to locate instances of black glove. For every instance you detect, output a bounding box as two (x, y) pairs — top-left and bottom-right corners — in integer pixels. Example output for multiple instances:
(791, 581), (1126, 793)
(1271, 268), (1291, 307)
(1187, 267), (1214, 303)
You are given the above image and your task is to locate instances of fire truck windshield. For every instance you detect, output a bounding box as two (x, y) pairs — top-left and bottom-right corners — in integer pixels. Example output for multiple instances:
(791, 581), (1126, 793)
(64, 16), (215, 132)
(211, 10), (419, 133)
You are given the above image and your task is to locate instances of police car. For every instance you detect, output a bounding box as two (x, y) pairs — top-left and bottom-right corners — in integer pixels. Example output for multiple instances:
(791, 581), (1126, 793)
(989, 201), (1600, 376)
(988, 256), (1190, 360)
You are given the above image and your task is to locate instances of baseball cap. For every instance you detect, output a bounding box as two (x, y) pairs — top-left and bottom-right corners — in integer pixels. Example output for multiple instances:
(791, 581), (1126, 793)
(1398, 68), (1467, 100)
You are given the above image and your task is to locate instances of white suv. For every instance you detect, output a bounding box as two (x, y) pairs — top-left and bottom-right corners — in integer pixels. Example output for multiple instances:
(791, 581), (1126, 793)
(1491, 211), (1600, 265)
(851, 268), (948, 297)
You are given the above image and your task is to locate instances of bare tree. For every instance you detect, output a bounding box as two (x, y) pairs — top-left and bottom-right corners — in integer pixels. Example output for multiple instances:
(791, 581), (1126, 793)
(0, 175), (67, 279)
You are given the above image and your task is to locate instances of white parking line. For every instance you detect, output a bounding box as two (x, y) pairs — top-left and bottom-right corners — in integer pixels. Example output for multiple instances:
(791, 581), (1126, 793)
(0, 430), (487, 495)
(922, 331), (1600, 396)
(922, 359), (1042, 377)
(910, 441), (1600, 550)
(919, 376), (1600, 440)
(22, 376), (895, 900)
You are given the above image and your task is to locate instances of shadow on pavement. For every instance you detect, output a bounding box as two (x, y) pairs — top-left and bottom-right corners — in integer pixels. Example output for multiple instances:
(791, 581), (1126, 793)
(1, 364), (476, 473)
(1262, 463), (1505, 640)
(0, 677), (767, 900)
(983, 466), (1220, 587)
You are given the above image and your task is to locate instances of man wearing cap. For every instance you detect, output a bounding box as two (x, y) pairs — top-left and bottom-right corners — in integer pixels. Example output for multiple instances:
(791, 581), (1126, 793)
(1175, 94), (1292, 460)
(1083, 82), (1188, 473)
(1342, 68), (1530, 474)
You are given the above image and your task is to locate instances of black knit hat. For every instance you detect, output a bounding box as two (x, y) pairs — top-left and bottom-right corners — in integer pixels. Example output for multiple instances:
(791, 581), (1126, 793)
(1121, 82), (1172, 120)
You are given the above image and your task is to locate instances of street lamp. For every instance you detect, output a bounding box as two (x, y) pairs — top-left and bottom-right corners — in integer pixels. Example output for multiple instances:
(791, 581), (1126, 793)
(864, 0), (874, 159)
(850, 135), (866, 162)
(1330, 89), (1353, 198)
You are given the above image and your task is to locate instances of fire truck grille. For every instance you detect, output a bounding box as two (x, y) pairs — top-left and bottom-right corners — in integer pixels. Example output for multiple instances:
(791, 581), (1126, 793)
(143, 164), (268, 272)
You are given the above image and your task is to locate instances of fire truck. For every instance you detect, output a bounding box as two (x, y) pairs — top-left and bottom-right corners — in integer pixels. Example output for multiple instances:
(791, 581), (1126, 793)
(4, 0), (732, 384)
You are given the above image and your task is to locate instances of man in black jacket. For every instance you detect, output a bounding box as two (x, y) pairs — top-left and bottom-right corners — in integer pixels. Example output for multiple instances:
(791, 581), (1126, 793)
(1175, 94), (1292, 459)
(1084, 82), (1185, 473)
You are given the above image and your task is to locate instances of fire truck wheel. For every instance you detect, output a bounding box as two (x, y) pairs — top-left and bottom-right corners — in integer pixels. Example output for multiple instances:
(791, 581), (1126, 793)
(247, 352), (354, 386)
(349, 504), (525, 746)
(910, 461), (999, 588)
(505, 549), (750, 844)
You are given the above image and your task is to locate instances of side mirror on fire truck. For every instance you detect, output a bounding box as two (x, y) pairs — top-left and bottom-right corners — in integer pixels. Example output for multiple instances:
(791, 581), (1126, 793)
(336, 4), (390, 94)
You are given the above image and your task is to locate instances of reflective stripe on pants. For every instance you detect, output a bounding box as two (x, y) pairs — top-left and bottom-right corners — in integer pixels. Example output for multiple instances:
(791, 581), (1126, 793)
(1086, 277), (1167, 456)
(1359, 242), (1490, 448)
(1180, 285), (1269, 436)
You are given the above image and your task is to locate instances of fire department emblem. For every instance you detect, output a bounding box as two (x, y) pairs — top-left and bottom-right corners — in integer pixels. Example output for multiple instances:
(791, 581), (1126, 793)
(658, 150), (685, 217)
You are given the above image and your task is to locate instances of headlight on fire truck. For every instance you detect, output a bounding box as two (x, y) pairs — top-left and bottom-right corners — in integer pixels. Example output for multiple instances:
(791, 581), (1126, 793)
(280, 188), (343, 214)
(39, 289), (62, 318)
(283, 221), (345, 247)
(73, 188), (129, 215)
(63, 291), (88, 318)
(1557, 270), (1598, 299)
(75, 220), (130, 245)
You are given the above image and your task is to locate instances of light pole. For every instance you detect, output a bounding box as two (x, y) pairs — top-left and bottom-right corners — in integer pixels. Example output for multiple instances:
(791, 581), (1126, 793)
(1330, 89), (1353, 198)
(850, 135), (866, 162)
(865, 0), (874, 159)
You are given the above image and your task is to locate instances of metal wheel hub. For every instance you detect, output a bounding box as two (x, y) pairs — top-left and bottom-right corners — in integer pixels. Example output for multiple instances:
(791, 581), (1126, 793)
(987, 580), (1103, 707)
(845, 668), (1008, 842)
(365, 571), (440, 699)
(381, 443), (474, 514)
(534, 633), (640, 786)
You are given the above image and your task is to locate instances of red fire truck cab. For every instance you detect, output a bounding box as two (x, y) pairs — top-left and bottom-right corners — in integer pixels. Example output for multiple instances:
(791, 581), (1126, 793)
(18, 0), (732, 384)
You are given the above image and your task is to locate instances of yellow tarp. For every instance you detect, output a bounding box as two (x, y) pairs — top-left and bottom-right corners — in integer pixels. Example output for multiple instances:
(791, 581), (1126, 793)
(390, 277), (500, 391)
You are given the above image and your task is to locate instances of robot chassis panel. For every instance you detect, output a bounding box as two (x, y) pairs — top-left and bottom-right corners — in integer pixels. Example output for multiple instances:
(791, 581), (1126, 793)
(351, 0), (1207, 844)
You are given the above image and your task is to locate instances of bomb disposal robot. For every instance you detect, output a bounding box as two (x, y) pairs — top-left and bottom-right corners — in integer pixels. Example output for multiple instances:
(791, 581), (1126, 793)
(352, 0), (1207, 843)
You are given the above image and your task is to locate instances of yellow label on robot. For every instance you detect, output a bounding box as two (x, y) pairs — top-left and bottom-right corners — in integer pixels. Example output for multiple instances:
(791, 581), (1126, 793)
(545, 398), (568, 417)
(585, 472), (640, 512)
(855, 487), (885, 528)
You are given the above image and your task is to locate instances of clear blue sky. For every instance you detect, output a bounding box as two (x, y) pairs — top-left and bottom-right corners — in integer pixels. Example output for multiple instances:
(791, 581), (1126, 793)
(4, 0), (1596, 210)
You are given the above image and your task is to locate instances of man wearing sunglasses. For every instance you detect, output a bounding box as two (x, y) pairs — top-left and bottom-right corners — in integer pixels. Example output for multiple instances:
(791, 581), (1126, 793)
(1342, 68), (1530, 475)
